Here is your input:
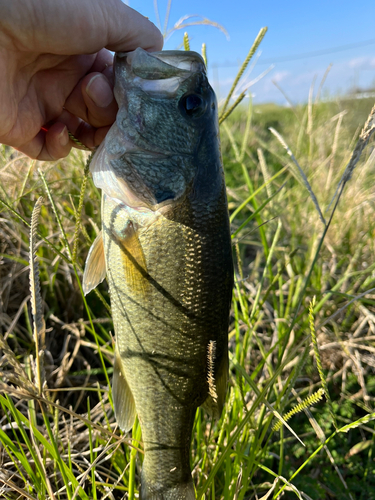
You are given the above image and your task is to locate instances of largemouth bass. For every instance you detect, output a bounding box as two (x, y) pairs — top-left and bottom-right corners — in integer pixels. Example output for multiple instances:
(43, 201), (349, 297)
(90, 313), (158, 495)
(83, 48), (233, 500)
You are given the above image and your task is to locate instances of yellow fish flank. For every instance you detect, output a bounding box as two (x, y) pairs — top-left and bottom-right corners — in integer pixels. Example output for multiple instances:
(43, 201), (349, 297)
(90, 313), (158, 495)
(83, 48), (233, 500)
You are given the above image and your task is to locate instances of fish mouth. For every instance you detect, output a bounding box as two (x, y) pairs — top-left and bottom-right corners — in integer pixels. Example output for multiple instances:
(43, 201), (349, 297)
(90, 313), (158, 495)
(116, 48), (206, 76)
(114, 48), (206, 97)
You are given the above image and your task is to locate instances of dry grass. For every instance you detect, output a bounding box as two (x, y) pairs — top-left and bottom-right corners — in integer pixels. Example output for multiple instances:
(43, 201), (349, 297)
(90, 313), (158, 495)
(1, 58), (375, 500)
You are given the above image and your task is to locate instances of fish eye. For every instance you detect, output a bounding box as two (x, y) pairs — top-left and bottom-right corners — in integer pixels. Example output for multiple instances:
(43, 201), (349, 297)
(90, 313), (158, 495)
(179, 93), (206, 118)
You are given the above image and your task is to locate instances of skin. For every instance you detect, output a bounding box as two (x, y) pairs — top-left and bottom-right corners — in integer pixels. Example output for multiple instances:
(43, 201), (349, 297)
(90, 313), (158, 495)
(0, 0), (163, 160)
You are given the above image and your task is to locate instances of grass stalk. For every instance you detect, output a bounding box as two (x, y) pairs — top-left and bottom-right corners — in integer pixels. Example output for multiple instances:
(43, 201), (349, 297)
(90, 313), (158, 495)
(220, 27), (267, 117)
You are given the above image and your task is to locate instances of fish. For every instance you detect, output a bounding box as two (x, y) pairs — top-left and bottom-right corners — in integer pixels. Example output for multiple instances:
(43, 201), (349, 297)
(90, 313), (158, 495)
(83, 48), (233, 500)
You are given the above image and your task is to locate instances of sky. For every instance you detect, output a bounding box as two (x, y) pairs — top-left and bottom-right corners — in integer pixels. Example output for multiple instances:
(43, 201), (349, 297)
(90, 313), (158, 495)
(127, 0), (375, 105)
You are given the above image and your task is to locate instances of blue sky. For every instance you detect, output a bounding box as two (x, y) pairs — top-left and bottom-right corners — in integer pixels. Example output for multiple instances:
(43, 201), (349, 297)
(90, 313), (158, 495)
(127, 0), (375, 104)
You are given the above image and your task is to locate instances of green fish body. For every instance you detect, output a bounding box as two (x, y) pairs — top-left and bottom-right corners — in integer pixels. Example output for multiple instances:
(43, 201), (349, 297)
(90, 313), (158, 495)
(83, 49), (233, 499)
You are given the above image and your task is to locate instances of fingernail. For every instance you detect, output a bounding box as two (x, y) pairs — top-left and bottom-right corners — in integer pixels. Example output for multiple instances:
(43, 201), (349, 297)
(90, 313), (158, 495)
(86, 74), (113, 108)
(59, 126), (69, 147)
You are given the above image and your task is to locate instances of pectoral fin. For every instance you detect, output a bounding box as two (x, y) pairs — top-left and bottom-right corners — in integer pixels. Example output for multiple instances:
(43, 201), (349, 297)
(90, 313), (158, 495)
(82, 231), (106, 295)
(118, 221), (149, 296)
(112, 347), (136, 432)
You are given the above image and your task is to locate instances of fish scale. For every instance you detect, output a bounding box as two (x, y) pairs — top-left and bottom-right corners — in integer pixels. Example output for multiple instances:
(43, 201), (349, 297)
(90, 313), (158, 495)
(83, 48), (233, 499)
(102, 192), (230, 498)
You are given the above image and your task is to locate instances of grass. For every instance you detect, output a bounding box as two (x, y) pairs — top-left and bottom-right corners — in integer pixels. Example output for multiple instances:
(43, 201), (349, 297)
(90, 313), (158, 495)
(1, 29), (375, 499)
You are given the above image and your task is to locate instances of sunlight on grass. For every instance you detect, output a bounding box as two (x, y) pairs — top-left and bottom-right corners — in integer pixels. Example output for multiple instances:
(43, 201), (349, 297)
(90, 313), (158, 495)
(1, 26), (375, 500)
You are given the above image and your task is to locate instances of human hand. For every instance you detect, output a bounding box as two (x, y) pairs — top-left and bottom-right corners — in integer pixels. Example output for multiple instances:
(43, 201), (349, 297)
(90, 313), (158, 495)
(0, 0), (163, 160)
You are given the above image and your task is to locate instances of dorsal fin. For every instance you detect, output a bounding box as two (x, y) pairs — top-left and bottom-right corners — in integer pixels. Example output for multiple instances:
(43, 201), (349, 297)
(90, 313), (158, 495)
(82, 231), (106, 295)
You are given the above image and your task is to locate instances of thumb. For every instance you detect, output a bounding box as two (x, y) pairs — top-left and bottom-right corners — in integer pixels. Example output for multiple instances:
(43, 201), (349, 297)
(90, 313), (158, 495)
(4, 0), (163, 56)
(104, 3), (164, 53)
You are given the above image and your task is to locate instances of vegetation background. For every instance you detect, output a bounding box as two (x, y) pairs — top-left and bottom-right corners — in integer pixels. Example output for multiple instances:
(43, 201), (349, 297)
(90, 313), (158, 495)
(1, 17), (375, 500)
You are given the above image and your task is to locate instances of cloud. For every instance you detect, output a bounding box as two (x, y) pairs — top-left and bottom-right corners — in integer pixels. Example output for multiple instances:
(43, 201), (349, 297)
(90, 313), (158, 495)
(348, 56), (375, 69)
(272, 70), (290, 83)
(212, 54), (375, 105)
(292, 69), (324, 86)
